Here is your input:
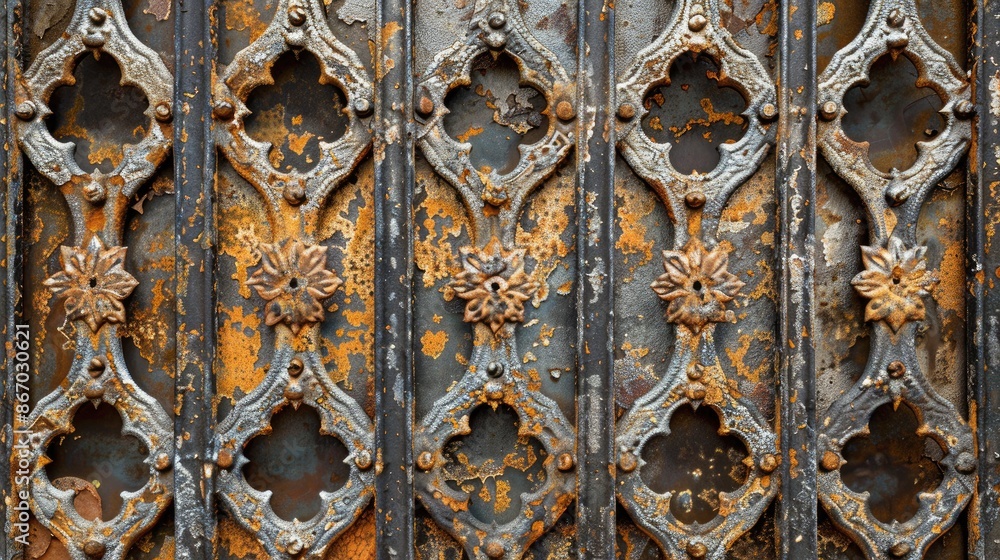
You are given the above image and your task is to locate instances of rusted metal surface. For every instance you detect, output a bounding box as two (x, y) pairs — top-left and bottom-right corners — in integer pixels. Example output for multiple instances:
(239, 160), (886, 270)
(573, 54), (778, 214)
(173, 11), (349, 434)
(3, 0), (998, 558)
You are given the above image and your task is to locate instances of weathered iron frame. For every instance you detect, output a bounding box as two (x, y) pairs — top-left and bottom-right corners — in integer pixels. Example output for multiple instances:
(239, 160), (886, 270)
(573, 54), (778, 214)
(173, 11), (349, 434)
(0, 0), (997, 558)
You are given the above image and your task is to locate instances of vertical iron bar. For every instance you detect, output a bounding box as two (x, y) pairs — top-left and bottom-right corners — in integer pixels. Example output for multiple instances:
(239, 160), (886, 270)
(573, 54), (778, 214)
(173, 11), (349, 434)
(2, 0), (21, 555)
(968, 1), (1000, 556)
(777, 0), (817, 556)
(374, 0), (415, 555)
(575, 0), (615, 556)
(173, 0), (217, 556)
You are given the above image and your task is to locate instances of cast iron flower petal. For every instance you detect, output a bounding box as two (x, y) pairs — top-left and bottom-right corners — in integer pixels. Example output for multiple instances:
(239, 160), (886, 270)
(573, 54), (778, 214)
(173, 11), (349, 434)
(651, 238), (744, 334)
(44, 237), (139, 332)
(852, 237), (937, 333)
(247, 240), (343, 334)
(450, 238), (540, 334)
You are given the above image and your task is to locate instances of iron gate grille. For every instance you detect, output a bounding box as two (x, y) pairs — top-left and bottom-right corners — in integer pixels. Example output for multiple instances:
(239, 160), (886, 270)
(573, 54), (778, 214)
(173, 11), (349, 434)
(2, 0), (999, 558)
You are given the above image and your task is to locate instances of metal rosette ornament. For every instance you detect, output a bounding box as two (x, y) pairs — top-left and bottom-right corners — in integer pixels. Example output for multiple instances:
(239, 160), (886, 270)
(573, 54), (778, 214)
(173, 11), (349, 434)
(11, 0), (175, 557)
(816, 1), (974, 557)
(415, 0), (575, 244)
(613, 0), (778, 557)
(211, 0), (375, 556)
(413, 0), (576, 556)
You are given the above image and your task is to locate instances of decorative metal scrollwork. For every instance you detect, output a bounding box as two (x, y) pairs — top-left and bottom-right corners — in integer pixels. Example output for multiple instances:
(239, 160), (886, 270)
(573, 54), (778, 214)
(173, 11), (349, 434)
(613, 1), (778, 558)
(12, 0), (175, 556)
(211, 0), (375, 556)
(413, 0), (576, 556)
(816, 1), (974, 557)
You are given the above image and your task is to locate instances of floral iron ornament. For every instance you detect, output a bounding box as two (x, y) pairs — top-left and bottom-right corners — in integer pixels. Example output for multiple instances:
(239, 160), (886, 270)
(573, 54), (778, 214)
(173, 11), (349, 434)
(816, 0), (974, 556)
(44, 237), (139, 333)
(852, 238), (937, 333)
(651, 238), (743, 334)
(450, 239), (539, 334)
(248, 240), (343, 334)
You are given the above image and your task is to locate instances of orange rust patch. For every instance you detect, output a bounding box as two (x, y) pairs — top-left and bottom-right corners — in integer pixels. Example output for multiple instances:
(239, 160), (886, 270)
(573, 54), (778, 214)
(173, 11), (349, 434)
(420, 330), (449, 359)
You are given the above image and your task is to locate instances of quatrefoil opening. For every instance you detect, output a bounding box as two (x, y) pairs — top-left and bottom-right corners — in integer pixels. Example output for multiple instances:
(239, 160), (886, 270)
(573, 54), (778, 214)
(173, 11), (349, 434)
(817, 0), (971, 218)
(616, 0), (775, 218)
(15, 0), (173, 202)
(416, 0), (574, 222)
(214, 0), (373, 210)
(215, 352), (375, 559)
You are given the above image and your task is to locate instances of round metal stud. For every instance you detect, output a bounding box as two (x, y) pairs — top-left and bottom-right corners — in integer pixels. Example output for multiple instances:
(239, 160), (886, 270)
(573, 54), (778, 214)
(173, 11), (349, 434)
(417, 451), (435, 471)
(353, 97), (372, 116)
(955, 451), (976, 473)
(486, 361), (504, 378)
(819, 100), (839, 121)
(887, 35), (909, 49)
(485, 541), (505, 558)
(217, 448), (234, 469)
(759, 102), (778, 121)
(15, 101), (36, 121)
(154, 102), (172, 123)
(355, 450), (373, 470)
(686, 541), (707, 558)
(617, 102), (636, 121)
(759, 453), (778, 473)
(283, 384), (304, 401)
(88, 356), (107, 377)
(154, 452), (172, 471)
(688, 14), (707, 32)
(556, 100), (575, 121)
(82, 34), (105, 49)
(687, 365), (703, 380)
(619, 451), (637, 473)
(88, 7), (107, 24)
(84, 386), (104, 400)
(557, 452), (574, 471)
(887, 9), (905, 28)
(417, 95), (434, 117)
(213, 101), (235, 120)
(889, 542), (911, 557)
(287, 537), (304, 556)
(283, 183), (306, 206)
(83, 181), (107, 204)
(685, 191), (706, 209)
(887, 361), (906, 378)
(288, 5), (307, 26)
(820, 450), (840, 471)
(955, 100), (975, 119)
(288, 357), (304, 377)
(83, 540), (106, 559)
(488, 12), (506, 29)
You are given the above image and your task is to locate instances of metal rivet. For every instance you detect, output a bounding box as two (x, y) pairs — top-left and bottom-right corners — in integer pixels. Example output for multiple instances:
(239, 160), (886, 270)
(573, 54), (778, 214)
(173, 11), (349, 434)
(488, 12), (506, 29)
(688, 14), (707, 32)
(617, 102), (636, 121)
(687, 365), (703, 380)
(284, 384), (304, 401)
(288, 357), (304, 377)
(355, 450), (373, 470)
(686, 542), (707, 558)
(887, 9), (905, 28)
(759, 454), (778, 473)
(557, 452), (574, 471)
(890, 542), (911, 557)
(685, 191), (706, 209)
(353, 97), (372, 116)
(759, 103), (778, 121)
(887, 361), (906, 378)
(83, 182), (107, 204)
(485, 541), (505, 558)
(619, 451), (637, 473)
(213, 101), (235, 120)
(15, 101), (36, 120)
(955, 451), (976, 473)
(283, 184), (306, 206)
(154, 102), (172, 122)
(88, 357), (106, 377)
(556, 100), (575, 121)
(287, 538), (304, 556)
(217, 448), (234, 469)
(887, 35), (909, 49)
(955, 100), (975, 119)
(686, 385), (707, 400)
(819, 101), (838, 120)
(417, 451), (435, 471)
(83, 540), (106, 558)
(88, 7), (107, 24)
(84, 386), (104, 400)
(821, 450), (840, 471)
(417, 95), (434, 117)
(288, 5), (307, 26)
(82, 34), (105, 48)
(486, 361), (504, 378)
(154, 452), (171, 471)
